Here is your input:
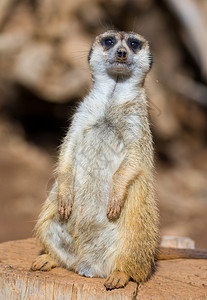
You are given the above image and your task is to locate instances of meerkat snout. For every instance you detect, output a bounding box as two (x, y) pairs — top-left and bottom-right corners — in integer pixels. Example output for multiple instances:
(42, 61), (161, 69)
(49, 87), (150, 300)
(116, 48), (128, 61)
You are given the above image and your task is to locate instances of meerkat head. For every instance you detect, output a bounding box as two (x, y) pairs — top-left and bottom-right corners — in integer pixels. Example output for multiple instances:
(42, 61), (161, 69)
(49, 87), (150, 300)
(88, 30), (152, 80)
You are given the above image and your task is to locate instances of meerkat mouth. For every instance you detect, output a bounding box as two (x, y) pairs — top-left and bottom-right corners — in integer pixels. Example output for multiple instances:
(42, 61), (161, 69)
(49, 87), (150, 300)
(110, 60), (132, 66)
(107, 60), (132, 75)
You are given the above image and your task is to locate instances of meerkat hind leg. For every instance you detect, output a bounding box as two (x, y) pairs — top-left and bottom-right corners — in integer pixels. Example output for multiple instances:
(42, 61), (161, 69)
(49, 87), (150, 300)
(31, 254), (57, 272)
(104, 271), (130, 290)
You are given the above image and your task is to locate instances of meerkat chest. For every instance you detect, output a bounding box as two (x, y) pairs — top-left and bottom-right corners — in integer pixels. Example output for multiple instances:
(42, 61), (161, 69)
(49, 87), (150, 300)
(73, 101), (129, 177)
(77, 118), (124, 172)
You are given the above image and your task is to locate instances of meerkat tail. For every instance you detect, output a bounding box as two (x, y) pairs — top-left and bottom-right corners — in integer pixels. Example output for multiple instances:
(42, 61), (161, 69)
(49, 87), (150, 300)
(156, 247), (207, 260)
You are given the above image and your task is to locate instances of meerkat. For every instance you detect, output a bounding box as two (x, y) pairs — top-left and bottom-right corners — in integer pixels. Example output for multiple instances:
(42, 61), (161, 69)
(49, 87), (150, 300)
(31, 30), (207, 290)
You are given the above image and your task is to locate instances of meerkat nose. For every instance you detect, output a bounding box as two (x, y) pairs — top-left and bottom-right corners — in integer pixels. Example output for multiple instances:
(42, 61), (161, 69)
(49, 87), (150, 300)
(116, 48), (128, 61)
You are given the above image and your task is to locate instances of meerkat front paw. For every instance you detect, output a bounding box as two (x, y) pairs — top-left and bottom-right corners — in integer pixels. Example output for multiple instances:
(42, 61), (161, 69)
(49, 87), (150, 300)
(107, 196), (122, 220)
(58, 194), (73, 219)
(58, 183), (73, 219)
(107, 183), (125, 220)
(104, 271), (130, 290)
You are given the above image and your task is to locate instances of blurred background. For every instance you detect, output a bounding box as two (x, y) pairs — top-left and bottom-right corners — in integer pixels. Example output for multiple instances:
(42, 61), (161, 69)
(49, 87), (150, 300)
(0, 0), (207, 248)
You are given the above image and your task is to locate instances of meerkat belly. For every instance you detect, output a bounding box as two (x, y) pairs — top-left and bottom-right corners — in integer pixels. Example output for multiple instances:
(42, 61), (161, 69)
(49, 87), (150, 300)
(68, 119), (125, 277)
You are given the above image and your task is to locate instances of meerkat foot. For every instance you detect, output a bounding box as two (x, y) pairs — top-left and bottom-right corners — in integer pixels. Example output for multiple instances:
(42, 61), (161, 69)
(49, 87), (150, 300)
(104, 271), (130, 290)
(31, 254), (57, 271)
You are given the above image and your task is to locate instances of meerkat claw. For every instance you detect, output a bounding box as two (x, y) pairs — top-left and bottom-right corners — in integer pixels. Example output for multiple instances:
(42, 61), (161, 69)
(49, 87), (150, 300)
(58, 205), (64, 219)
(64, 204), (72, 219)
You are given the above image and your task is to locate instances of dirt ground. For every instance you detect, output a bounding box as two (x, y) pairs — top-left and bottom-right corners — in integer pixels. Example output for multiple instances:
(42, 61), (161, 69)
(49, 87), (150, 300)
(0, 115), (207, 249)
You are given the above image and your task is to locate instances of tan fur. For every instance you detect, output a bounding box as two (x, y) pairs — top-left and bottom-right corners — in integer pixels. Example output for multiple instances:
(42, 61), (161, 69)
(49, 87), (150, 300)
(32, 31), (157, 290)
(32, 31), (207, 290)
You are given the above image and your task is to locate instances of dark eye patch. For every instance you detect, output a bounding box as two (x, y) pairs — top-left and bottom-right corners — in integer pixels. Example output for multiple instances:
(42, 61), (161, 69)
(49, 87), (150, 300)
(101, 36), (116, 49)
(127, 38), (143, 52)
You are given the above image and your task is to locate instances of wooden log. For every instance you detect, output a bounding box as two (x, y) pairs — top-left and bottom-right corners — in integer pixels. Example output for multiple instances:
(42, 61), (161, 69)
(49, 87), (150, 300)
(0, 238), (207, 299)
(0, 238), (138, 299)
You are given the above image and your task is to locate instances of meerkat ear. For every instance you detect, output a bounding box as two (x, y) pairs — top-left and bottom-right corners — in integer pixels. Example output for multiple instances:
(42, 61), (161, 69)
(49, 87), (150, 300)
(149, 53), (153, 70)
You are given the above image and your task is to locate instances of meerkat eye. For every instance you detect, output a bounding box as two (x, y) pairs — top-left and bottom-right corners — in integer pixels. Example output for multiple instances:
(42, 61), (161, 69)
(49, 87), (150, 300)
(105, 38), (113, 45)
(128, 39), (143, 51)
(101, 37), (116, 49)
(130, 41), (138, 48)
